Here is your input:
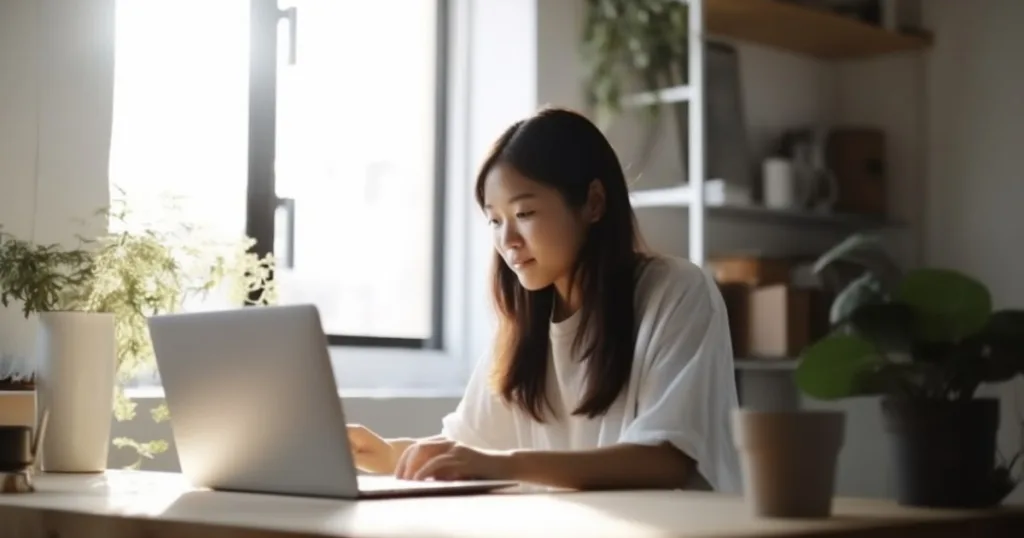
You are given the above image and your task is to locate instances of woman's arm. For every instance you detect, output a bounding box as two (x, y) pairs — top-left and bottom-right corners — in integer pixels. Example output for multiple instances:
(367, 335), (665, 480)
(386, 435), (441, 458)
(409, 441), (695, 489)
(508, 442), (695, 490)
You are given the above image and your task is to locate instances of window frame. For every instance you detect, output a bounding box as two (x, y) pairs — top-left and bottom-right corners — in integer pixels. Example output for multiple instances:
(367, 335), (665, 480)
(246, 0), (451, 350)
(117, 0), (542, 398)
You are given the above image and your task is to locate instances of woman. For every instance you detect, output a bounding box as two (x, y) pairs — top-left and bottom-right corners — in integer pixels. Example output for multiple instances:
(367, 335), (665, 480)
(347, 107), (741, 493)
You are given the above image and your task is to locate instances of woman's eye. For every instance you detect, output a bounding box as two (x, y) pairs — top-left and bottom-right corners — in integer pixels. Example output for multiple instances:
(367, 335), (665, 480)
(515, 210), (535, 219)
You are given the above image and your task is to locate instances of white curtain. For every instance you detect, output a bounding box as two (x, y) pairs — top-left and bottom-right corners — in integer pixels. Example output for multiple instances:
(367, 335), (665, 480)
(0, 0), (116, 363)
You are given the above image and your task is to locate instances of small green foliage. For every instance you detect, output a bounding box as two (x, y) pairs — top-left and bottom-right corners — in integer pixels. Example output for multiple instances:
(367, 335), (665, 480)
(150, 403), (170, 423)
(794, 334), (885, 400)
(0, 229), (93, 317)
(112, 437), (170, 470)
(581, 0), (689, 127)
(1, 187), (277, 469)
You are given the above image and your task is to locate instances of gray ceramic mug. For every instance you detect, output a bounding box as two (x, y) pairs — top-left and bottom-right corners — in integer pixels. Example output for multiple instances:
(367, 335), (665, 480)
(732, 409), (846, 518)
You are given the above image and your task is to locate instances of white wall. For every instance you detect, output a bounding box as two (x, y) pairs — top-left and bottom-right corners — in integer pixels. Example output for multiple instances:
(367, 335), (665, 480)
(922, 0), (1024, 503)
(0, 0), (115, 361)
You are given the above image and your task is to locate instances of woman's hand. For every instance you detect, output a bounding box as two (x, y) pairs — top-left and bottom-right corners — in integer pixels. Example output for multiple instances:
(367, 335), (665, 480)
(396, 439), (514, 482)
(346, 424), (400, 475)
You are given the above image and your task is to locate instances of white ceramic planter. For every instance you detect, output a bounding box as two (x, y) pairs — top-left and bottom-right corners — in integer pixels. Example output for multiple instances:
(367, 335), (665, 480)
(34, 311), (115, 473)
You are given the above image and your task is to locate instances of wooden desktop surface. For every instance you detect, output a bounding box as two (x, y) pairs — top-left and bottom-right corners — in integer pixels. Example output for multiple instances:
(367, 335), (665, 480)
(0, 471), (1021, 538)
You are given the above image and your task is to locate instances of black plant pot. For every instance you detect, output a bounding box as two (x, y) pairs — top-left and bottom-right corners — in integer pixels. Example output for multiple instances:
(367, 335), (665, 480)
(881, 396), (1003, 508)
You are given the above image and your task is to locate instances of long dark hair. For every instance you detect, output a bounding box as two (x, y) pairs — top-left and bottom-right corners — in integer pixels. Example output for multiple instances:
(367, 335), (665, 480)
(474, 107), (649, 422)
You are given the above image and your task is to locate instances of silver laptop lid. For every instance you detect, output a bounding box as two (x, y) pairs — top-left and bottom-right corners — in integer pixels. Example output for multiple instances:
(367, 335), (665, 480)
(148, 304), (361, 498)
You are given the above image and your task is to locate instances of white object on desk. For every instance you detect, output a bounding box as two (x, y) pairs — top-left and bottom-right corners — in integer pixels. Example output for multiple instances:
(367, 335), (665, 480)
(147, 304), (515, 499)
(34, 311), (115, 473)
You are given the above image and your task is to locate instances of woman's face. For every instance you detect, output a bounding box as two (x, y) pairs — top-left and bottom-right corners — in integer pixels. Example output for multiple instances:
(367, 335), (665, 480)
(482, 164), (599, 298)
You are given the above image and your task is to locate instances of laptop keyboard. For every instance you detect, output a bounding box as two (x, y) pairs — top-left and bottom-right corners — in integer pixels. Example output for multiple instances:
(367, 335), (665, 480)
(357, 475), (472, 491)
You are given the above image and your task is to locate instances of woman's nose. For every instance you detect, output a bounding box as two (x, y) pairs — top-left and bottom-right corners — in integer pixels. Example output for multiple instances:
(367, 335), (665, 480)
(498, 222), (523, 249)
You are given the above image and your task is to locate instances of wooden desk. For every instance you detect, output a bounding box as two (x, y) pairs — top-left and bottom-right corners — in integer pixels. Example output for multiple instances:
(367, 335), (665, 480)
(0, 471), (1021, 538)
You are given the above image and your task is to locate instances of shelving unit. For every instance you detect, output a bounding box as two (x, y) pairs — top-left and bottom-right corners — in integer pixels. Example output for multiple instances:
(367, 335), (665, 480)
(706, 0), (932, 59)
(627, 0), (932, 267)
(733, 358), (799, 371)
(629, 184), (902, 230)
(625, 0), (932, 378)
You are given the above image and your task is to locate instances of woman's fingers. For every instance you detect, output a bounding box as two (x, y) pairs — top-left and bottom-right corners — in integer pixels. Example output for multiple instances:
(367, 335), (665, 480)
(413, 454), (461, 482)
(393, 444), (414, 478)
(395, 441), (455, 480)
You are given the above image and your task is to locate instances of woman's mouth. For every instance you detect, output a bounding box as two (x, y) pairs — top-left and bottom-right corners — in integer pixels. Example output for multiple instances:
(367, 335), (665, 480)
(510, 258), (535, 270)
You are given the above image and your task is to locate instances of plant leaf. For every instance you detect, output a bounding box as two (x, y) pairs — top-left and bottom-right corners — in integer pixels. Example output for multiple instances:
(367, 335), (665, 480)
(830, 272), (886, 325)
(812, 233), (902, 288)
(848, 302), (916, 352)
(795, 334), (885, 400)
(897, 268), (992, 342)
(151, 402), (171, 423)
(977, 309), (1024, 380)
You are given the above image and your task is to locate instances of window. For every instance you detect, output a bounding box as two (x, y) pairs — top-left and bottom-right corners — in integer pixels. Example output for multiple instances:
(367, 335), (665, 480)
(111, 0), (449, 353)
(251, 0), (448, 348)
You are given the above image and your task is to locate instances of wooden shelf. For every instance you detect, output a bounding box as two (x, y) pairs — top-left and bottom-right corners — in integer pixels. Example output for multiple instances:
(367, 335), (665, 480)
(734, 358), (800, 371)
(630, 185), (900, 230)
(621, 84), (692, 108)
(706, 0), (933, 59)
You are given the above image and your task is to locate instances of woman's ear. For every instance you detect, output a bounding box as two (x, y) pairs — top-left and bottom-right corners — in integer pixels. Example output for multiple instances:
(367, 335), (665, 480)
(585, 179), (607, 223)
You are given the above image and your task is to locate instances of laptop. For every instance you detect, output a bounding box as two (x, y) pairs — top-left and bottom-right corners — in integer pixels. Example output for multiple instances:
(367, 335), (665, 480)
(147, 304), (517, 499)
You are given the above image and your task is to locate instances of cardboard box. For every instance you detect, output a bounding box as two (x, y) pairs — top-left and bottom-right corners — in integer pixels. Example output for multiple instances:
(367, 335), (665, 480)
(748, 285), (811, 357)
(826, 128), (887, 216)
(709, 256), (793, 287)
(742, 284), (831, 358)
(0, 391), (36, 427)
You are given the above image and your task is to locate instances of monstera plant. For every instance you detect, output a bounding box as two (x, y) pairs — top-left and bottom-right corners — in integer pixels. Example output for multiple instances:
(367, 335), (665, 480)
(795, 233), (1024, 508)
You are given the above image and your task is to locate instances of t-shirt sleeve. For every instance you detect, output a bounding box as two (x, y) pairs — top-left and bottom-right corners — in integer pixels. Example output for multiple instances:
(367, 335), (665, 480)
(440, 354), (519, 451)
(619, 263), (743, 494)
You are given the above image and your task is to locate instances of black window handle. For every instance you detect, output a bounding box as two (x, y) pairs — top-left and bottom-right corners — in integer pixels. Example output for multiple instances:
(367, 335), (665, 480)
(280, 6), (297, 65)
(275, 196), (296, 269)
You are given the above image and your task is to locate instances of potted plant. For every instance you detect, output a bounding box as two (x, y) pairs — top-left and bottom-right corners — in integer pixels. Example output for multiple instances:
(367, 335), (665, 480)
(581, 0), (693, 185)
(581, 0), (689, 127)
(0, 190), (276, 470)
(0, 225), (110, 472)
(795, 233), (1024, 508)
(94, 193), (276, 469)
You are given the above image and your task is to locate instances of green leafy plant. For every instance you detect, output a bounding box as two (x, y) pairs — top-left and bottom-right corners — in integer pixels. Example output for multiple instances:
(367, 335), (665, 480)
(0, 229), (91, 390)
(795, 233), (1024, 401)
(581, 0), (689, 128)
(0, 189), (277, 468)
(795, 233), (1024, 501)
(0, 228), (93, 317)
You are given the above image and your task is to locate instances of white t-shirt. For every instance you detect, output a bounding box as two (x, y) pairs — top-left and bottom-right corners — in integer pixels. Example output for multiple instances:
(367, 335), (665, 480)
(440, 255), (743, 494)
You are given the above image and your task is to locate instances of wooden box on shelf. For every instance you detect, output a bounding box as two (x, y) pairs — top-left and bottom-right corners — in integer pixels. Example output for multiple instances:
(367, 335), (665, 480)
(719, 279), (830, 359)
(827, 128), (888, 216)
(709, 255), (794, 287)
(747, 284), (826, 358)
